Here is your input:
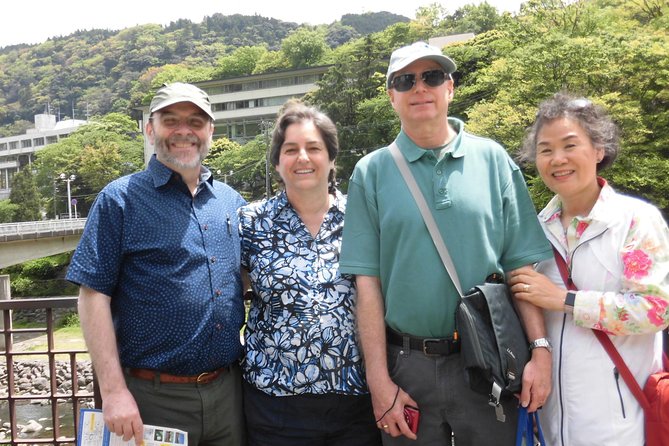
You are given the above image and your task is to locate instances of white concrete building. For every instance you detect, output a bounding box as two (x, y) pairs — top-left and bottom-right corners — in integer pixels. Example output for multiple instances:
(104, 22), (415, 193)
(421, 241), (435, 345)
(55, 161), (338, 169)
(0, 115), (86, 199)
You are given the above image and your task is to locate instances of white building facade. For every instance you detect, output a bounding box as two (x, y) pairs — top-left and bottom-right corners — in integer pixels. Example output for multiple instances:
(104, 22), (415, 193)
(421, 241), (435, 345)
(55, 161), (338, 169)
(0, 114), (86, 199)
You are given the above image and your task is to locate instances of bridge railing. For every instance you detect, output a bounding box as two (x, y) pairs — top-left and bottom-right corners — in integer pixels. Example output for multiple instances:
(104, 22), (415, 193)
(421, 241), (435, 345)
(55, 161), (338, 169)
(0, 219), (87, 242)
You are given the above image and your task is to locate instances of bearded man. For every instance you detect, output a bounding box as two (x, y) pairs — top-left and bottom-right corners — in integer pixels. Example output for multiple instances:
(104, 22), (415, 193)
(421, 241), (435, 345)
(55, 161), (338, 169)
(67, 83), (246, 445)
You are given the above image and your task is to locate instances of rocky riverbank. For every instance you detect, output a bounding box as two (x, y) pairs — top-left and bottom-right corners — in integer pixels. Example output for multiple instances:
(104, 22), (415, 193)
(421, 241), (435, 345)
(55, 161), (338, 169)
(0, 359), (95, 398)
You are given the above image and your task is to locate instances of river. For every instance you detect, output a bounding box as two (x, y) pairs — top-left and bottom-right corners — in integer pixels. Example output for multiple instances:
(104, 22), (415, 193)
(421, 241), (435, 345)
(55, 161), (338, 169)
(0, 400), (79, 441)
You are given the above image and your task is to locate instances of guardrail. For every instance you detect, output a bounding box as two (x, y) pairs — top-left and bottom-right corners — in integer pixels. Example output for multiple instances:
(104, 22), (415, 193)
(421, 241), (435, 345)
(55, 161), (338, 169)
(0, 219), (87, 242)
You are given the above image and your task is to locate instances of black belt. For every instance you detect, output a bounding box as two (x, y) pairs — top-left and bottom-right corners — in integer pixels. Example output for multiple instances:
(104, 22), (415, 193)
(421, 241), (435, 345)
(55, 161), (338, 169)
(386, 327), (460, 356)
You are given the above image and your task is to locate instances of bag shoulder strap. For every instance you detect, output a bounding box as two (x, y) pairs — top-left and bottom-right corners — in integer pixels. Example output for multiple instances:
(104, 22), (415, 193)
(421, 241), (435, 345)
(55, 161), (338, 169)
(389, 142), (463, 297)
(552, 247), (652, 412)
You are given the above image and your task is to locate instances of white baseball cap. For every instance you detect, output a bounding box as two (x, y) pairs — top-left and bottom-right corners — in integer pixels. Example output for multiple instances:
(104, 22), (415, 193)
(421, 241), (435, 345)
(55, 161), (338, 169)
(386, 42), (457, 89)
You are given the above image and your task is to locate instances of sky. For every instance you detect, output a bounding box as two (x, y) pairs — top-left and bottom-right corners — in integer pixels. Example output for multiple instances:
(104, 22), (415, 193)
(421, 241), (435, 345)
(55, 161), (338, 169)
(0, 0), (525, 48)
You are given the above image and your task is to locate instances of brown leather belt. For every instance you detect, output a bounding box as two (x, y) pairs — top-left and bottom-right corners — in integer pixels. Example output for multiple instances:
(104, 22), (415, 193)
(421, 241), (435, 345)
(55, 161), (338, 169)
(386, 327), (460, 356)
(128, 367), (228, 384)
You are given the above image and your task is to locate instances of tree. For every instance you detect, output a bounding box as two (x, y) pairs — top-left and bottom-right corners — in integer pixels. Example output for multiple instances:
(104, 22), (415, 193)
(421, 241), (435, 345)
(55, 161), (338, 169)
(280, 28), (331, 68)
(447, 3), (503, 34)
(340, 11), (411, 35)
(308, 35), (392, 127)
(34, 113), (144, 216)
(0, 199), (18, 223)
(205, 136), (243, 167)
(209, 135), (272, 201)
(0, 119), (33, 137)
(253, 50), (289, 74)
(325, 24), (359, 48)
(9, 168), (41, 221)
(458, 0), (669, 216)
(212, 46), (268, 78)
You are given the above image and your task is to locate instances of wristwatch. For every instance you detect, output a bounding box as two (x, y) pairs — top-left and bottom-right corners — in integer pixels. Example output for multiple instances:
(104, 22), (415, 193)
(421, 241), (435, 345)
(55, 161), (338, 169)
(529, 337), (553, 353)
(564, 291), (576, 314)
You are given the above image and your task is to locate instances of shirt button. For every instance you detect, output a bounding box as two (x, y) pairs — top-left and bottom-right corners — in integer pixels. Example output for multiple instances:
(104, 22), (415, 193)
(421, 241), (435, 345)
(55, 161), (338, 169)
(215, 289), (222, 296)
(436, 170), (442, 175)
(216, 324), (222, 330)
(438, 188), (446, 194)
(210, 256), (216, 263)
(203, 224), (209, 230)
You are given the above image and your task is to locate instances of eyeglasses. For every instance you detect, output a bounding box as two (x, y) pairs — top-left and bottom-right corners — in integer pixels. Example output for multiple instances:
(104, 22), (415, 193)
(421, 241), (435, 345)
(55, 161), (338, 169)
(390, 70), (450, 92)
(151, 113), (211, 130)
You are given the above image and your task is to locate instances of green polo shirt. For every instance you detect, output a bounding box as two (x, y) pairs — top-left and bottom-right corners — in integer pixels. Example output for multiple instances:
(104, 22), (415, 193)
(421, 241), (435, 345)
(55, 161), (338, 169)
(340, 118), (551, 337)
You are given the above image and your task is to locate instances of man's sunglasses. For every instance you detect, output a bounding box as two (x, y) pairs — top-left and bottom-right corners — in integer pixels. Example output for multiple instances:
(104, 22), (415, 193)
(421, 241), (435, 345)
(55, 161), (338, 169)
(390, 70), (450, 92)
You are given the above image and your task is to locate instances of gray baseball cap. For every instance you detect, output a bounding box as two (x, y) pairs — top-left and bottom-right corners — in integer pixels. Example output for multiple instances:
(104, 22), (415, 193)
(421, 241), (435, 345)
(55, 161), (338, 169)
(386, 42), (457, 89)
(149, 82), (215, 120)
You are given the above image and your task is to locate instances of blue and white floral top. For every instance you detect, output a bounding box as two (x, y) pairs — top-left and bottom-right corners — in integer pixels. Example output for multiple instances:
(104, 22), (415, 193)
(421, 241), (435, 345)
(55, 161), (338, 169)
(239, 190), (368, 396)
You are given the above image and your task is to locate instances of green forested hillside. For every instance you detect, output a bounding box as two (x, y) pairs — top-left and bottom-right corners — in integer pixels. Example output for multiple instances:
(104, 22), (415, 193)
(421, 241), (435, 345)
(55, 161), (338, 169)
(2, 0), (668, 223)
(0, 11), (408, 131)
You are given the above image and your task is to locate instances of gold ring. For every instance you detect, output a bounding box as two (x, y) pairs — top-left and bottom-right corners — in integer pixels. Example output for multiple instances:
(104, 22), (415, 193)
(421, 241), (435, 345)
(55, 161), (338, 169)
(382, 424), (389, 429)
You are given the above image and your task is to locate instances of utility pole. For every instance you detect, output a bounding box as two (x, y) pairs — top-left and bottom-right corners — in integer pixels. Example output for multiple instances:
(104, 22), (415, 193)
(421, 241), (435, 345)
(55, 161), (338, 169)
(263, 120), (273, 198)
(53, 179), (57, 218)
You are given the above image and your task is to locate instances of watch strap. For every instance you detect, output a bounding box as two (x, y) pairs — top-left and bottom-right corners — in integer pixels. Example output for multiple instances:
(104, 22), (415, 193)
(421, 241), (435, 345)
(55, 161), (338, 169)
(565, 291), (576, 314)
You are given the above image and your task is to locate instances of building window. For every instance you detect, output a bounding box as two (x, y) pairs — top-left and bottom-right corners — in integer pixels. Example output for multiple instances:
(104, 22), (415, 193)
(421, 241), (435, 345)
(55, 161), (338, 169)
(245, 122), (261, 136)
(21, 139), (32, 148)
(33, 137), (45, 147)
(9, 141), (18, 150)
(46, 136), (58, 144)
(6, 169), (15, 188)
(0, 143), (6, 151)
(205, 71), (323, 96)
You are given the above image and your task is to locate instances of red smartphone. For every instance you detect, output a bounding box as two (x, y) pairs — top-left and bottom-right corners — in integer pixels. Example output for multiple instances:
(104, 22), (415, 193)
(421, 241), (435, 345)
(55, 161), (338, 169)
(403, 405), (420, 434)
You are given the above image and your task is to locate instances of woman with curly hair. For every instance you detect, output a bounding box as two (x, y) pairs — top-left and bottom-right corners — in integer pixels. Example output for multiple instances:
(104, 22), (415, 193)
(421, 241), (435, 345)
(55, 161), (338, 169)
(510, 92), (669, 446)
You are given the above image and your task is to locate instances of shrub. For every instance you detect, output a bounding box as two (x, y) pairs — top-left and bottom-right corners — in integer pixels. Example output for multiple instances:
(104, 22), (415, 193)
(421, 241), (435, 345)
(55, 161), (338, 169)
(21, 258), (59, 279)
(10, 276), (33, 295)
(59, 312), (80, 328)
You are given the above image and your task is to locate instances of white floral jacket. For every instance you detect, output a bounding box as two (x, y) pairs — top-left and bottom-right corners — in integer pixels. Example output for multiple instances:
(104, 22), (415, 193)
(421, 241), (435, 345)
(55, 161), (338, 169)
(535, 179), (669, 446)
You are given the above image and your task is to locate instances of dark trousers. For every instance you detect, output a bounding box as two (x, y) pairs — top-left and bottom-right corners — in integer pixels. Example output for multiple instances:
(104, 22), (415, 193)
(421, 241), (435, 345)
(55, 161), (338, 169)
(243, 380), (382, 446)
(126, 363), (245, 446)
(383, 344), (518, 446)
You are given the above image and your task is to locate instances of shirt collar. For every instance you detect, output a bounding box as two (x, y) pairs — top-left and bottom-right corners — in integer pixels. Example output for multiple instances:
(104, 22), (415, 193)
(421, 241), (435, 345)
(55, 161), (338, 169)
(396, 117), (466, 162)
(539, 177), (615, 224)
(267, 189), (346, 221)
(147, 154), (213, 189)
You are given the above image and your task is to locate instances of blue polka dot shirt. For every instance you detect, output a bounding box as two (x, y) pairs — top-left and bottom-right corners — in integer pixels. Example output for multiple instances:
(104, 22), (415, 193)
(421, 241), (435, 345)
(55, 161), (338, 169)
(67, 155), (247, 375)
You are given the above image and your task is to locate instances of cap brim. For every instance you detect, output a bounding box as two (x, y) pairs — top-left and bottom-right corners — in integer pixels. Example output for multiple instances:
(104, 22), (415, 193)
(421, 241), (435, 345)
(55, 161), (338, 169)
(151, 97), (215, 120)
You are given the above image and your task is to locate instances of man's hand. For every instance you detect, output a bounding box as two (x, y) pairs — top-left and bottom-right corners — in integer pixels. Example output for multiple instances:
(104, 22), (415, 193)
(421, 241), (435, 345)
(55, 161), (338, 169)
(371, 380), (419, 441)
(519, 348), (552, 413)
(102, 388), (144, 444)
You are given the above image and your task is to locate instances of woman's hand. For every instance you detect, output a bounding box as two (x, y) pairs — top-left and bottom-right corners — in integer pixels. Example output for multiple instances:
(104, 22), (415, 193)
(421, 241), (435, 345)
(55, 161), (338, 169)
(509, 269), (567, 312)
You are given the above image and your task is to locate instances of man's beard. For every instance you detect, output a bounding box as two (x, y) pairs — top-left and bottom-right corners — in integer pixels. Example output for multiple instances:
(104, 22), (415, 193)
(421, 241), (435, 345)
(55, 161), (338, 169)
(155, 134), (210, 169)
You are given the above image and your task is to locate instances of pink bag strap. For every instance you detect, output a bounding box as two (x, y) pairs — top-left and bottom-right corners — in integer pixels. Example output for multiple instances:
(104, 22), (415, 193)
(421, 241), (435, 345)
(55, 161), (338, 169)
(552, 247), (654, 413)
